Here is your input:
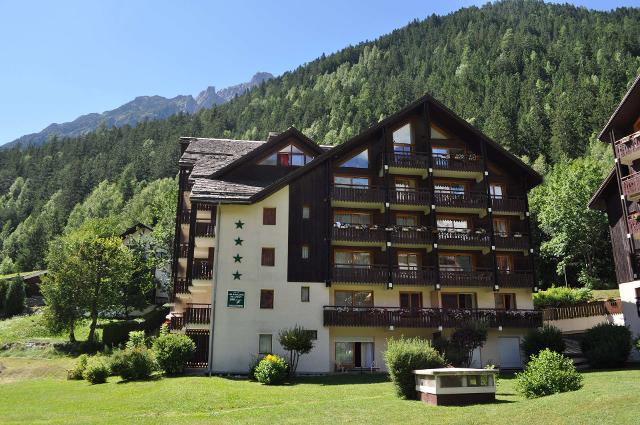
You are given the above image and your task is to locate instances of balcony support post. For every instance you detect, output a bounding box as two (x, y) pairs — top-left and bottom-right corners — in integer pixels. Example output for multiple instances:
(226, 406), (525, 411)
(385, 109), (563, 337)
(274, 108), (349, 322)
(171, 168), (188, 299)
(382, 127), (393, 287)
(423, 102), (441, 289)
(611, 129), (637, 278)
(480, 138), (499, 289)
(185, 201), (197, 287)
(523, 177), (538, 291)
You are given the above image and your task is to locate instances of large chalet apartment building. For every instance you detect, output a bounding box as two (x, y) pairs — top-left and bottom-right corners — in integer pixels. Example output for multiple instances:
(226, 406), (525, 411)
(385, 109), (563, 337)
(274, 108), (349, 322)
(589, 75), (640, 345)
(168, 94), (543, 373)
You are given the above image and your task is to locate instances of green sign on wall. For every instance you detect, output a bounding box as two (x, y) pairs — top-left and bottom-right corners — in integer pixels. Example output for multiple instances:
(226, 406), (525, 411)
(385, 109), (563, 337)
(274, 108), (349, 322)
(227, 290), (245, 308)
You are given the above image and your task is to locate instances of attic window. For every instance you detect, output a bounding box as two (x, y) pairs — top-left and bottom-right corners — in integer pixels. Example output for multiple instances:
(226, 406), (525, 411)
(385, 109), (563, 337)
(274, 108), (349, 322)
(258, 144), (314, 167)
(338, 149), (369, 168)
(431, 125), (449, 140)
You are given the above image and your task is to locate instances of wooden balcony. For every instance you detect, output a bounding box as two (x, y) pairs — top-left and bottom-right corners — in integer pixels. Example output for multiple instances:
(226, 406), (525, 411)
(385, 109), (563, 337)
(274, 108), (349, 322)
(390, 225), (434, 247)
(169, 313), (184, 330)
(331, 185), (385, 210)
(439, 268), (494, 287)
(391, 266), (437, 286)
(331, 225), (386, 247)
(389, 188), (431, 212)
(331, 264), (388, 285)
(497, 270), (534, 288)
(627, 214), (640, 234)
(437, 228), (490, 251)
(384, 152), (429, 177)
(323, 306), (542, 329)
(173, 278), (190, 295)
(192, 260), (212, 280)
(179, 209), (191, 224)
(433, 190), (487, 215)
(194, 222), (215, 237)
(494, 233), (529, 252)
(615, 130), (640, 165)
(491, 195), (527, 216)
(178, 243), (189, 258)
(542, 299), (622, 321)
(622, 171), (640, 200)
(185, 304), (211, 325)
(432, 153), (484, 181)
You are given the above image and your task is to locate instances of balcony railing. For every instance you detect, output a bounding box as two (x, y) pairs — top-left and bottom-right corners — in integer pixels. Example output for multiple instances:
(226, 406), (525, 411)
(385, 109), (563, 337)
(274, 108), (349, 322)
(439, 268), (494, 287)
(169, 313), (184, 330)
(391, 266), (437, 285)
(628, 214), (640, 234)
(331, 185), (385, 204)
(390, 225), (434, 246)
(389, 188), (431, 206)
(433, 190), (486, 210)
(437, 228), (490, 247)
(332, 224), (386, 244)
(497, 270), (534, 288)
(173, 278), (190, 295)
(491, 195), (527, 213)
(494, 233), (529, 251)
(185, 304), (211, 325)
(432, 153), (483, 173)
(192, 261), (212, 280)
(323, 306), (542, 329)
(622, 171), (640, 197)
(615, 130), (640, 158)
(194, 222), (215, 237)
(178, 243), (189, 258)
(179, 209), (191, 224)
(331, 264), (388, 284)
(386, 151), (429, 169)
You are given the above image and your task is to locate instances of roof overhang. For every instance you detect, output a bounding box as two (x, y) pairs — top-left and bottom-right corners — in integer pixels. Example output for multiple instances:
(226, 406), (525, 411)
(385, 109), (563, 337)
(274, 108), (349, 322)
(598, 75), (640, 141)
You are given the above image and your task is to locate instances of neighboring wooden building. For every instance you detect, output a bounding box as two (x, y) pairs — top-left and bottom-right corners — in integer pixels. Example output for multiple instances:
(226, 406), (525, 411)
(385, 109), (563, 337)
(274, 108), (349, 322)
(589, 75), (640, 349)
(169, 94), (544, 373)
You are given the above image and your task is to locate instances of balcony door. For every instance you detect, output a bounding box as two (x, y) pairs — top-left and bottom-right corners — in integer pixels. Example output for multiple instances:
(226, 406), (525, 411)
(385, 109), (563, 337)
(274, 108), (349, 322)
(398, 252), (420, 270)
(441, 293), (476, 309)
(437, 216), (469, 234)
(395, 213), (418, 227)
(490, 183), (505, 200)
(334, 210), (372, 227)
(493, 218), (509, 237)
(335, 290), (374, 307)
(496, 254), (513, 273)
(334, 175), (370, 189)
(438, 254), (473, 271)
(400, 292), (423, 309)
(334, 250), (372, 268)
(335, 341), (374, 369)
(434, 181), (466, 198)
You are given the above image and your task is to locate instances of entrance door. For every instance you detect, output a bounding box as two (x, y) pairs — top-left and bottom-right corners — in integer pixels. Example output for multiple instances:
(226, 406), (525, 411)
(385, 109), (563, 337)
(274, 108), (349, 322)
(498, 337), (522, 368)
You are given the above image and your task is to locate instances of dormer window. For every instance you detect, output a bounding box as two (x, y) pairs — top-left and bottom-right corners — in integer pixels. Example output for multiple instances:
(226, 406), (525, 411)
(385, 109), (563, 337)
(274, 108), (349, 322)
(259, 144), (314, 167)
(338, 149), (368, 168)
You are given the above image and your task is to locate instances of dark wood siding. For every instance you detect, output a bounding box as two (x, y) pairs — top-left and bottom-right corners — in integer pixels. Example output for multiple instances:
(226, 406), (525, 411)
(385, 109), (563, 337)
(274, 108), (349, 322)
(605, 188), (634, 283)
(288, 163), (330, 282)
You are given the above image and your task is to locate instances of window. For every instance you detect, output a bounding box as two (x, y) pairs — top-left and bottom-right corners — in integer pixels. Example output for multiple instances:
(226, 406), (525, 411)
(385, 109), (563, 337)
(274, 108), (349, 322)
(395, 177), (416, 191)
(400, 292), (423, 309)
(438, 254), (472, 271)
(495, 293), (516, 310)
(431, 125), (449, 140)
(258, 144), (314, 167)
(398, 252), (420, 270)
(393, 123), (413, 153)
(302, 205), (310, 219)
(263, 208), (276, 225)
(493, 218), (509, 237)
(335, 342), (374, 369)
(441, 293), (475, 309)
(434, 182), (466, 196)
(496, 255), (513, 272)
(334, 211), (372, 225)
(437, 217), (469, 231)
(490, 183), (505, 199)
(301, 286), (310, 302)
(396, 213), (418, 226)
(258, 334), (272, 354)
(261, 248), (275, 267)
(338, 149), (369, 168)
(305, 330), (318, 340)
(334, 175), (369, 188)
(335, 290), (373, 307)
(260, 289), (274, 309)
(301, 244), (309, 259)
(335, 250), (371, 267)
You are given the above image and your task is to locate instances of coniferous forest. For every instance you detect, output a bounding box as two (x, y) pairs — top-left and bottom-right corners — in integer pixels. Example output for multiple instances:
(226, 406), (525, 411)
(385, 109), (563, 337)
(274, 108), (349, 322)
(0, 0), (639, 287)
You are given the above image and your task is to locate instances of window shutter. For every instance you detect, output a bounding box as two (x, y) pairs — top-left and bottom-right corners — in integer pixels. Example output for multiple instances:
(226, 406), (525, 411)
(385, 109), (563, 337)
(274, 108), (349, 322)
(399, 293), (409, 309)
(263, 208), (276, 225)
(494, 293), (504, 310)
(261, 248), (275, 266)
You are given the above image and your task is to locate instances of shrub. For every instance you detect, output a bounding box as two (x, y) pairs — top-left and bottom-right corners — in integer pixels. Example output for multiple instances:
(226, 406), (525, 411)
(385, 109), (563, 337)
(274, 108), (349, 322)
(140, 307), (170, 333)
(2, 277), (25, 317)
(67, 354), (89, 380)
(116, 348), (157, 381)
(521, 325), (566, 361)
(515, 349), (583, 398)
(383, 337), (446, 399)
(126, 330), (148, 349)
(102, 321), (141, 347)
(533, 286), (593, 309)
(152, 333), (195, 375)
(83, 356), (111, 384)
(278, 325), (314, 376)
(580, 323), (631, 368)
(636, 337), (640, 353)
(254, 354), (288, 385)
(248, 355), (261, 381)
(0, 279), (8, 315)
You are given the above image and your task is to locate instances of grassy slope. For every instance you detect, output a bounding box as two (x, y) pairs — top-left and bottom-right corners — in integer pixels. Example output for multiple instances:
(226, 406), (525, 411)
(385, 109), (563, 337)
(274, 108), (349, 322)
(591, 289), (621, 300)
(0, 357), (638, 425)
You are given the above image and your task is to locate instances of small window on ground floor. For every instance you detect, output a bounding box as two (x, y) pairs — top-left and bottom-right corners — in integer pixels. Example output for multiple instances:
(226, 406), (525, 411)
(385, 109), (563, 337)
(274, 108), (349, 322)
(301, 286), (310, 302)
(258, 334), (272, 354)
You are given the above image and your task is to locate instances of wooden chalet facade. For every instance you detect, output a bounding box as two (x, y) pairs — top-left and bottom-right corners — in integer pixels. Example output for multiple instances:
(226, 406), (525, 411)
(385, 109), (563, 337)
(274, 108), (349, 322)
(169, 94), (543, 373)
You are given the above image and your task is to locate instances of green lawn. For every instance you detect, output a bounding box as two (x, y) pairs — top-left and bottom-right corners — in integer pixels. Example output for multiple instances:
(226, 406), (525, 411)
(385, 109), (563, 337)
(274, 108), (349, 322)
(592, 289), (621, 300)
(0, 357), (639, 425)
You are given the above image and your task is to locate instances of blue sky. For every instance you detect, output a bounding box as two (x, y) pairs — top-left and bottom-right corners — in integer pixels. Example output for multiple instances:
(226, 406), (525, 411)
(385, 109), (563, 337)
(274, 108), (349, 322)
(0, 0), (638, 144)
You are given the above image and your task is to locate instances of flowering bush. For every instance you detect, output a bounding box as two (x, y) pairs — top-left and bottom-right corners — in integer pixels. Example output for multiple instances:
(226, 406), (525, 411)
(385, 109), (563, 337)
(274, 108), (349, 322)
(254, 354), (288, 385)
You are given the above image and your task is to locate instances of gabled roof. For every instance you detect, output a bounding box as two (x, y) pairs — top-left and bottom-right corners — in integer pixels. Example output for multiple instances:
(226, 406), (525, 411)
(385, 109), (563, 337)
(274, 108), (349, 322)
(186, 93), (543, 204)
(179, 137), (265, 178)
(598, 74), (640, 141)
(587, 168), (616, 211)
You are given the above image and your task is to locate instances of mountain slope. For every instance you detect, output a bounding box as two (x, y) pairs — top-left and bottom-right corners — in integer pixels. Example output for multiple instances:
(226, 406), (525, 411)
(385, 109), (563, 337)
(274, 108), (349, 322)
(0, 0), (639, 279)
(3, 72), (274, 149)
